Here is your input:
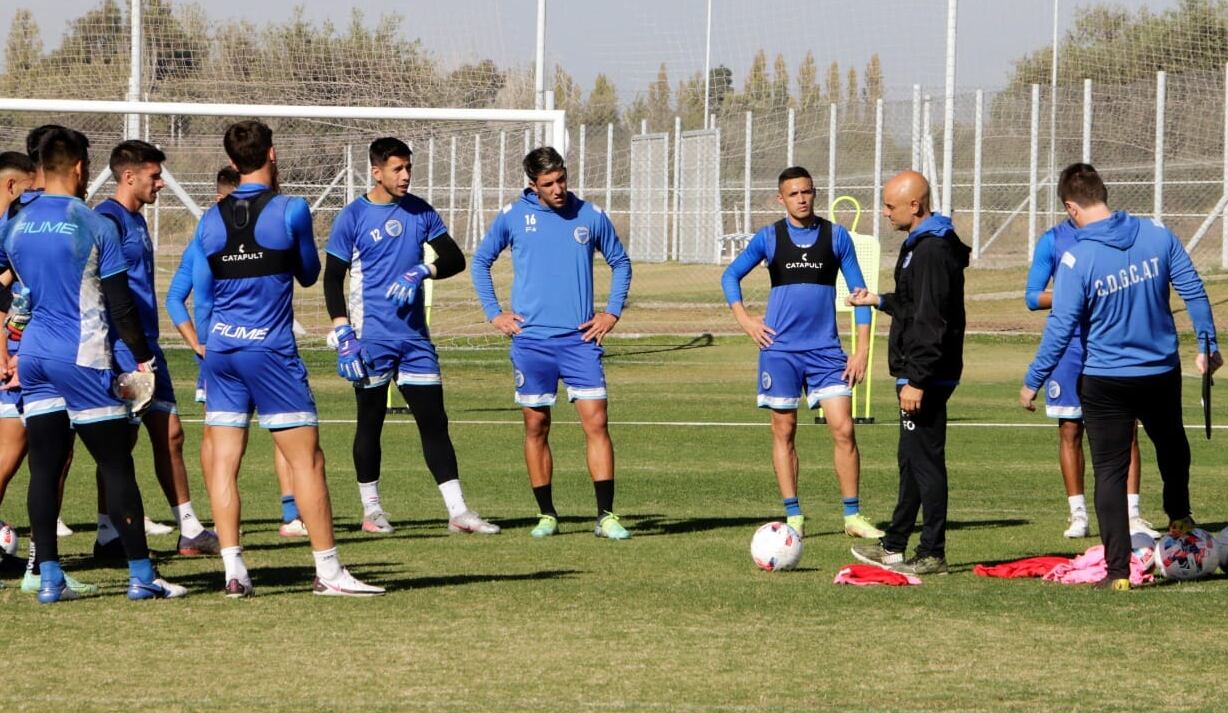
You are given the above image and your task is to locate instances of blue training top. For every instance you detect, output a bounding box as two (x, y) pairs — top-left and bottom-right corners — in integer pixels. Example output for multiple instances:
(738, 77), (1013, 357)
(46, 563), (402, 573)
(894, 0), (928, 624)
(194, 183), (319, 353)
(721, 217), (870, 352)
(324, 193), (447, 342)
(1025, 220), (1083, 341)
(0, 194), (127, 369)
(471, 189), (632, 339)
(1025, 211), (1218, 389)
(165, 236), (214, 341)
(95, 199), (160, 344)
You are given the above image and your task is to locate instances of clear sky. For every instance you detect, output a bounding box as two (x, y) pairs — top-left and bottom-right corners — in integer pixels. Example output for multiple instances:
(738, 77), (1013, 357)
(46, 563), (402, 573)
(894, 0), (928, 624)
(0, 0), (1182, 104)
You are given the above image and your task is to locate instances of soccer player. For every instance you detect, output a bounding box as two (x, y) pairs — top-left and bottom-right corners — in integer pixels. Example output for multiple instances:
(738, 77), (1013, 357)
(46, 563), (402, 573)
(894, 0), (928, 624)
(94, 140), (220, 558)
(471, 146), (633, 539)
(848, 171), (970, 575)
(1021, 163), (1220, 591)
(720, 166), (883, 539)
(0, 127), (186, 601)
(166, 166), (305, 538)
(323, 137), (498, 535)
(1025, 220), (1159, 539)
(196, 120), (382, 597)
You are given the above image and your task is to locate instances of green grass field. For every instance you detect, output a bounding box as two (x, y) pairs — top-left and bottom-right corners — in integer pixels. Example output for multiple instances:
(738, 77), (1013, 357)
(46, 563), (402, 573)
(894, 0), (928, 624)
(2, 334), (1228, 712)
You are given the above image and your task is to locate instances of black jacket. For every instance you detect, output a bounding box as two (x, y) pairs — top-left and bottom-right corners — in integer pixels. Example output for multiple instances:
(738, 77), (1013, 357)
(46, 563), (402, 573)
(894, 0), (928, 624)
(879, 224), (971, 388)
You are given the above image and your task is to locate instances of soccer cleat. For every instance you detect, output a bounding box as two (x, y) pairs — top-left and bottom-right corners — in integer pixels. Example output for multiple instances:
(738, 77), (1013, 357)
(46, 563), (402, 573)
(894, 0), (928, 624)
(894, 555), (949, 576)
(224, 578), (255, 598)
(1129, 517), (1161, 539)
(177, 529), (221, 556)
(127, 577), (188, 600)
(21, 571), (99, 596)
(1064, 513), (1090, 538)
(92, 537), (127, 564)
(786, 514), (806, 538)
(530, 514), (558, 538)
(1093, 577), (1131, 591)
(144, 516), (175, 536)
(312, 568), (385, 597)
(594, 512), (631, 540)
(448, 511), (501, 535)
(56, 518), (74, 537)
(38, 580), (82, 604)
(1168, 516), (1197, 537)
(278, 518), (309, 537)
(361, 510), (395, 534)
(850, 541), (905, 569)
(844, 513), (886, 539)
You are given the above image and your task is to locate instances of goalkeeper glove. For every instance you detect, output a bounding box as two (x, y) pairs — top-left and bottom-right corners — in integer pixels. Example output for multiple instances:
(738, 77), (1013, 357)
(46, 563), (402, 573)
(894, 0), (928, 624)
(333, 324), (367, 383)
(5, 287), (31, 342)
(385, 264), (432, 307)
(115, 358), (156, 417)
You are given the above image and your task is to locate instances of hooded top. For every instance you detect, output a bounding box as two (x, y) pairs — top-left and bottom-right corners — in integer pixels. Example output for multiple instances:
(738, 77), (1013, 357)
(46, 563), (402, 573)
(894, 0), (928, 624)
(471, 189), (631, 339)
(879, 214), (971, 387)
(1025, 211), (1218, 389)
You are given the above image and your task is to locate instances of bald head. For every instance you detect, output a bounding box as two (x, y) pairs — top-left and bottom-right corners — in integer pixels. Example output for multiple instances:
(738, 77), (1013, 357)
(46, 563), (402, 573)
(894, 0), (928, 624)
(882, 170), (932, 233)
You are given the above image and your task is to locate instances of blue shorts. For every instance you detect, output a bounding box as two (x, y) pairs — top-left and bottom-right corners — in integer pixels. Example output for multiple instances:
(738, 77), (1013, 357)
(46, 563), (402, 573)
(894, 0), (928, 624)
(203, 348), (318, 429)
(0, 383), (21, 419)
(114, 342), (177, 414)
(510, 334), (606, 407)
(1045, 341), (1083, 420)
(19, 353), (128, 424)
(757, 348), (852, 410)
(362, 338), (441, 389)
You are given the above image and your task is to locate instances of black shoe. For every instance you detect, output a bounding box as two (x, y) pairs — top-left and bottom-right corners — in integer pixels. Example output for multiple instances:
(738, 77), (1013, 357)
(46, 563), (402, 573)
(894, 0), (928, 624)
(894, 554), (949, 575)
(92, 537), (126, 564)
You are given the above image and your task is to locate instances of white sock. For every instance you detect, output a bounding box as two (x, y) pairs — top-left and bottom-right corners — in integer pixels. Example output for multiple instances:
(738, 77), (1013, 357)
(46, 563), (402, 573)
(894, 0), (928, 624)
(1068, 495), (1086, 516)
(312, 547), (343, 580)
(221, 546), (249, 583)
(96, 513), (119, 545)
(358, 480), (382, 516)
(1127, 493), (1141, 519)
(172, 500), (205, 539)
(439, 479), (469, 519)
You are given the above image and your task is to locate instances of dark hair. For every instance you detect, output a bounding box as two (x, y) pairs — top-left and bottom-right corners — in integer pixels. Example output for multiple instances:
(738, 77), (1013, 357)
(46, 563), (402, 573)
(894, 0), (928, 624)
(25, 124), (68, 164)
(0, 151), (36, 175)
(37, 127), (90, 175)
(109, 139), (166, 175)
(216, 165), (240, 189)
(369, 137), (412, 167)
(223, 120), (274, 174)
(777, 166), (813, 187)
(1058, 162), (1108, 207)
(523, 146), (565, 182)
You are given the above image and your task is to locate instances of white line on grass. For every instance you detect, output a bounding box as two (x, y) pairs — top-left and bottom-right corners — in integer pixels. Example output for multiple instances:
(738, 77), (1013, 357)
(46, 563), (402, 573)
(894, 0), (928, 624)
(177, 418), (1228, 430)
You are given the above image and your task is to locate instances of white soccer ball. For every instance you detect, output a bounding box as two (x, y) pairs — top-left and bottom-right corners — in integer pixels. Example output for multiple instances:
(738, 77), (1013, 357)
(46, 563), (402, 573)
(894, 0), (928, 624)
(750, 521), (802, 571)
(1157, 528), (1220, 581)
(1130, 531), (1157, 574)
(1215, 527), (1228, 572)
(0, 520), (18, 558)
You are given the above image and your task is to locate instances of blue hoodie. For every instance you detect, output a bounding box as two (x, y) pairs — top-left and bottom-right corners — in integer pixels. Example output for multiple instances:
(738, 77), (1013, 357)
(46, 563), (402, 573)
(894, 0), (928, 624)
(1024, 211), (1218, 389)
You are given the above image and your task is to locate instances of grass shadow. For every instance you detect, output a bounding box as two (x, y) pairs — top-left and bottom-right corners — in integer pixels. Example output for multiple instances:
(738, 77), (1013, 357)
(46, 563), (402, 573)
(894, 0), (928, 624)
(604, 333), (715, 360)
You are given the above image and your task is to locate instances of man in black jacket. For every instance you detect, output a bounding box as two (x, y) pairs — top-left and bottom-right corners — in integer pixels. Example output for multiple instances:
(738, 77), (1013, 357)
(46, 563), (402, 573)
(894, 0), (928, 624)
(846, 171), (970, 575)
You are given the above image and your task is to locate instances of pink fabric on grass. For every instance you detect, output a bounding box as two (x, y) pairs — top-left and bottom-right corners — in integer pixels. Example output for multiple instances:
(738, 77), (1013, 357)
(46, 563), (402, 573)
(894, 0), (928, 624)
(833, 564), (922, 586)
(1042, 545), (1154, 586)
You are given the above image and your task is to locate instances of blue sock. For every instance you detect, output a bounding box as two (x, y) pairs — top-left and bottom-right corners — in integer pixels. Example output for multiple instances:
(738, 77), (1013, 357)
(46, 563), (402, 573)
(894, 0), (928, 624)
(128, 558), (155, 584)
(842, 497), (860, 517)
(783, 497), (802, 517)
(40, 560), (64, 587)
(281, 495), (301, 523)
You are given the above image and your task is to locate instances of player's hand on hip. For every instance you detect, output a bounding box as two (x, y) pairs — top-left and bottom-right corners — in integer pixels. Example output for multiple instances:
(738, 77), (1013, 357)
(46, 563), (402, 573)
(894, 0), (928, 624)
(1019, 385), (1038, 412)
(385, 264), (432, 307)
(1196, 350), (1223, 378)
(899, 383), (923, 413)
(333, 324), (367, 383)
(492, 312), (525, 336)
(1, 354), (18, 390)
(846, 288), (879, 308)
(737, 314), (775, 349)
(580, 312), (619, 345)
(843, 348), (869, 386)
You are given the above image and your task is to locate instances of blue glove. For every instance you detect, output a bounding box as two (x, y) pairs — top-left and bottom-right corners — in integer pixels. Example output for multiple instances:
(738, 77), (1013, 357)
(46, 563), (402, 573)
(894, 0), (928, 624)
(385, 264), (432, 307)
(334, 324), (366, 382)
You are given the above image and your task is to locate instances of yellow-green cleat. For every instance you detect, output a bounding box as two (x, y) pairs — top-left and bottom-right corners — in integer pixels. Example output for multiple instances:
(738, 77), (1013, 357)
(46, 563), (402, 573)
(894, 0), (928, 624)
(595, 513), (631, 540)
(21, 571), (100, 597)
(530, 514), (558, 538)
(1093, 577), (1131, 591)
(1167, 516), (1197, 537)
(785, 514), (805, 538)
(844, 513), (886, 539)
